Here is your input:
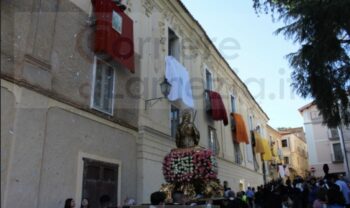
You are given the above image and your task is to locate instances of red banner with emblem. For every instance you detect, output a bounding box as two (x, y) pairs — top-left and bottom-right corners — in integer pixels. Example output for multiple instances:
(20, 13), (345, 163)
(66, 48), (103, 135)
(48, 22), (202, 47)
(92, 0), (134, 73)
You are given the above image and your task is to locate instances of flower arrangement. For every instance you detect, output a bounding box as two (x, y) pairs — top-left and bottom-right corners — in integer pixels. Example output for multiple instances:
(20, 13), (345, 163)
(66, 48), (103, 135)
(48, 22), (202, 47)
(163, 148), (218, 183)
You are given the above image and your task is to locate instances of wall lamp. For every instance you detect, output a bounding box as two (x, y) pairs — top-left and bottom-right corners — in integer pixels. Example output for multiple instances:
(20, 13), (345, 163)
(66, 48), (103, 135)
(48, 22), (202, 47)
(145, 77), (172, 109)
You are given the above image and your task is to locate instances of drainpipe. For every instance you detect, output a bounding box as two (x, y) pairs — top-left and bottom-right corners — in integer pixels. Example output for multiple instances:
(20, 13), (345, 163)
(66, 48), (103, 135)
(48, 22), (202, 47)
(337, 127), (350, 178)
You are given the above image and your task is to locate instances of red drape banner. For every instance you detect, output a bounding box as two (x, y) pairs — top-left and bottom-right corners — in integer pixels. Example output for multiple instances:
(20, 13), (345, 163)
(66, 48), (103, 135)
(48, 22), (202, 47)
(92, 0), (135, 73)
(206, 90), (229, 126)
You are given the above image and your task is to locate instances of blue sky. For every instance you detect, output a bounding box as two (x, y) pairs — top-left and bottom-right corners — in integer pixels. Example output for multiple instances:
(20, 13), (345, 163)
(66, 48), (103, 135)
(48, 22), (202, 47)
(181, 0), (312, 129)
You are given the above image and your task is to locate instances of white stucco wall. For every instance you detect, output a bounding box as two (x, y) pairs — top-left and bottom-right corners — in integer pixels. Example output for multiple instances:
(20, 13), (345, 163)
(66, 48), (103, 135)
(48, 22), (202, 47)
(1, 82), (138, 208)
(300, 105), (347, 177)
(1, 87), (16, 208)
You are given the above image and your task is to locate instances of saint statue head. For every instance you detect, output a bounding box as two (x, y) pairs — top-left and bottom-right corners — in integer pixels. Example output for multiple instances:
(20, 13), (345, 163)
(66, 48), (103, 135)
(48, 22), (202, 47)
(182, 109), (192, 123)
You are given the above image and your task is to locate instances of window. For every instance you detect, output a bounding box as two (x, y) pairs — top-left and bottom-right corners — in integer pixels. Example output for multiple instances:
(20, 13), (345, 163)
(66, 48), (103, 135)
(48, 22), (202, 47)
(112, 10), (122, 34)
(168, 28), (180, 61)
(234, 142), (243, 164)
(83, 159), (119, 207)
(170, 105), (180, 137)
(310, 111), (321, 120)
(329, 128), (340, 140)
(92, 57), (115, 115)
(204, 69), (213, 111)
(332, 143), (343, 162)
(284, 157), (289, 164)
(246, 115), (254, 162)
(248, 115), (254, 131)
(230, 95), (236, 113)
(282, 139), (288, 148)
(208, 126), (219, 155)
(205, 69), (213, 90)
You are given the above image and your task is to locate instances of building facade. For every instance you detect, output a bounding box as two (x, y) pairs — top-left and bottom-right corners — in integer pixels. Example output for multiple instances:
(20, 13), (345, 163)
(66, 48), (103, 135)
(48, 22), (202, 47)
(1, 0), (269, 207)
(299, 102), (350, 178)
(279, 128), (309, 179)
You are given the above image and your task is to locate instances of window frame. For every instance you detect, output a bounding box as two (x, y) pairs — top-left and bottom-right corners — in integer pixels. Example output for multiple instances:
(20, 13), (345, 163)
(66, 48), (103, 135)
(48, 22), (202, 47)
(76, 152), (122, 208)
(90, 56), (116, 116)
(328, 128), (340, 140)
(170, 105), (180, 138)
(168, 28), (181, 62)
(246, 114), (254, 162)
(248, 115), (254, 131)
(310, 111), (321, 120)
(230, 94), (236, 113)
(281, 138), (289, 148)
(234, 142), (243, 165)
(208, 126), (219, 155)
(331, 142), (343, 162)
(256, 124), (262, 134)
(283, 156), (290, 165)
(204, 67), (214, 91)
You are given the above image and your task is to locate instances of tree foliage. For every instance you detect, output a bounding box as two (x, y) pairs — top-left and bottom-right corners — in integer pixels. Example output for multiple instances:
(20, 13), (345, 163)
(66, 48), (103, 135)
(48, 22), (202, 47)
(253, 0), (350, 127)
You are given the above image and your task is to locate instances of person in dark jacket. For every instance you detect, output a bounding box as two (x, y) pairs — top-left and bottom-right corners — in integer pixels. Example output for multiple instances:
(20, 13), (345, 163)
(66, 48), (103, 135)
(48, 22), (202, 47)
(232, 191), (248, 208)
(150, 191), (166, 206)
(254, 186), (263, 208)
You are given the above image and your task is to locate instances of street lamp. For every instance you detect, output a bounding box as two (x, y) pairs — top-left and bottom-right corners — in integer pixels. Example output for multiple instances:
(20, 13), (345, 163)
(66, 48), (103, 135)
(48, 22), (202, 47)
(160, 78), (172, 97)
(145, 77), (172, 109)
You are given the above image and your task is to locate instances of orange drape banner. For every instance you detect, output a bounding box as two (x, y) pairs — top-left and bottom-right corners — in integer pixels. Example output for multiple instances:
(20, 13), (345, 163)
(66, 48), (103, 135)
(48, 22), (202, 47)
(231, 113), (249, 144)
(254, 132), (264, 153)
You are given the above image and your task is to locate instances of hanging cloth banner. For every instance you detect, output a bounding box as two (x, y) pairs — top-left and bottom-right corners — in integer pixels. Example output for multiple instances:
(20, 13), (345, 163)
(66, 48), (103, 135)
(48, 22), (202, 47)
(165, 56), (194, 108)
(230, 113), (249, 144)
(285, 165), (290, 177)
(206, 90), (228, 125)
(254, 131), (264, 153)
(92, 0), (135, 72)
(279, 165), (285, 178)
(261, 139), (273, 161)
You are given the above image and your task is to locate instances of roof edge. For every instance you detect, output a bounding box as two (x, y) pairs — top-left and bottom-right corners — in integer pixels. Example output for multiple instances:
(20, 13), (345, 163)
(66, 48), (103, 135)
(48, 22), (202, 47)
(298, 101), (315, 113)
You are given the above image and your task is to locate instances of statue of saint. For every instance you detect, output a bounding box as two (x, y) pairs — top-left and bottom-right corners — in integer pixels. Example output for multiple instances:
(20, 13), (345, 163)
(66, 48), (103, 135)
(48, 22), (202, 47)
(176, 110), (200, 148)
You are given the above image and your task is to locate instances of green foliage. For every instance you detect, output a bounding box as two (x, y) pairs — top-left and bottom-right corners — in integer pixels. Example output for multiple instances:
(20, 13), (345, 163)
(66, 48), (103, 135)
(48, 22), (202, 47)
(253, 0), (350, 127)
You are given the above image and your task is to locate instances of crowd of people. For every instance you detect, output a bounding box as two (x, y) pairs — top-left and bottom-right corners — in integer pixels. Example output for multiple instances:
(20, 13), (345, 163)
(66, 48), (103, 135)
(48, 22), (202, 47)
(63, 174), (350, 208)
(221, 174), (350, 208)
(146, 174), (350, 208)
(63, 195), (112, 208)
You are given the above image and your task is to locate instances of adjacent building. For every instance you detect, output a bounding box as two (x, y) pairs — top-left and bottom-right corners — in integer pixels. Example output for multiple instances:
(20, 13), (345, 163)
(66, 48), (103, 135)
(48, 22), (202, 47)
(1, 0), (270, 207)
(265, 126), (309, 181)
(299, 102), (350, 177)
(278, 127), (309, 179)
